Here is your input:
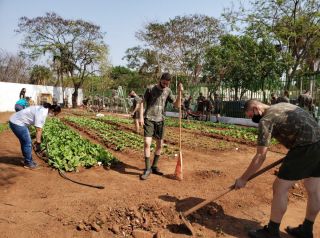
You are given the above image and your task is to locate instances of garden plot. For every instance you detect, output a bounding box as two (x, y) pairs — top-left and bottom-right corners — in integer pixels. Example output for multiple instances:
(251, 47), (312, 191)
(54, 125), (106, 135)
(0, 111), (317, 238)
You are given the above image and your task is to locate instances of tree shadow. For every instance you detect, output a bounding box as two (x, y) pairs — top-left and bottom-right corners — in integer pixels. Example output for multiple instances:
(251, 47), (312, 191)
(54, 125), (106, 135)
(108, 161), (143, 176)
(159, 194), (290, 237)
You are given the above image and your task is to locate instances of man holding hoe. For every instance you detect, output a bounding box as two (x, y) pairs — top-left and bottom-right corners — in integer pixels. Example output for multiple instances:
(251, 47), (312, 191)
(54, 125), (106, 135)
(234, 100), (320, 238)
(139, 72), (183, 180)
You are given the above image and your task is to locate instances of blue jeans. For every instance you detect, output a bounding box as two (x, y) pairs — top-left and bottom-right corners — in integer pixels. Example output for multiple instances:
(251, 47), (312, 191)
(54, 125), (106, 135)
(9, 121), (33, 164)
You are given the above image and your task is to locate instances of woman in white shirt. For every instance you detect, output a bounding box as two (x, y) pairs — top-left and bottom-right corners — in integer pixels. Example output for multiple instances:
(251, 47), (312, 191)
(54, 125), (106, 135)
(9, 103), (61, 169)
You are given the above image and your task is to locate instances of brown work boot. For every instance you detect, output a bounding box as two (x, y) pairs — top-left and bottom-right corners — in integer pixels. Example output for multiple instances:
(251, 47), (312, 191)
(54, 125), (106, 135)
(285, 225), (313, 238)
(248, 226), (281, 238)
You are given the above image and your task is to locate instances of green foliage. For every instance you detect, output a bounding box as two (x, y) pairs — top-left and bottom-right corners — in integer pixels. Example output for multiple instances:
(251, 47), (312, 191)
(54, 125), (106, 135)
(135, 14), (223, 85)
(0, 123), (8, 134)
(165, 117), (278, 144)
(29, 65), (53, 85)
(64, 116), (145, 151)
(42, 118), (117, 171)
(204, 34), (285, 101)
(17, 12), (110, 107)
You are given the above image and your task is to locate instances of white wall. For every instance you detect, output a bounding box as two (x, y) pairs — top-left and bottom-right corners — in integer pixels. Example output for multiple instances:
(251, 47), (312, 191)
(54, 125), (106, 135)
(0, 82), (83, 112)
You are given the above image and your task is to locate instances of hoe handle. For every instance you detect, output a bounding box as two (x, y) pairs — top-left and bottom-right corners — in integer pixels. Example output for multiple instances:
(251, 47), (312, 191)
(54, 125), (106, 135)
(183, 158), (284, 217)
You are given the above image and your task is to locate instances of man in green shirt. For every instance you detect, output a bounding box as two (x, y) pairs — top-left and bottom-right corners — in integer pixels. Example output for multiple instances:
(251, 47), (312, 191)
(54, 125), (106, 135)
(234, 100), (320, 238)
(139, 73), (183, 180)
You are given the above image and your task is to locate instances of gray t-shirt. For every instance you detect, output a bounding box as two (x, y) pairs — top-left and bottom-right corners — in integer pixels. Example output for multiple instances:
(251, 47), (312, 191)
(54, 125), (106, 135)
(257, 103), (320, 149)
(143, 84), (175, 122)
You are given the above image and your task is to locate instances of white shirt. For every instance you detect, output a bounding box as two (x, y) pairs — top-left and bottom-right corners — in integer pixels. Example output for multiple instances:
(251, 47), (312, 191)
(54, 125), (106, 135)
(10, 106), (49, 128)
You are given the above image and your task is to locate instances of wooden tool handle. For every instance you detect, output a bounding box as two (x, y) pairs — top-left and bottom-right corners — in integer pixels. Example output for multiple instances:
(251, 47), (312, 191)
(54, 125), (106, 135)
(183, 157), (284, 216)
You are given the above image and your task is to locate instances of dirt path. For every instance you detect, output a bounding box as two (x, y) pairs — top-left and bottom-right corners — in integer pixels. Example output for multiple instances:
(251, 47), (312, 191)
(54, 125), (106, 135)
(0, 114), (319, 237)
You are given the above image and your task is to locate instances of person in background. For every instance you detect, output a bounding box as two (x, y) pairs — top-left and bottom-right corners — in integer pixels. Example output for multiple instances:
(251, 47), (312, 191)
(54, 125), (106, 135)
(196, 92), (206, 113)
(212, 93), (221, 123)
(235, 99), (320, 238)
(15, 97), (31, 112)
(139, 73), (183, 180)
(9, 103), (61, 169)
(276, 90), (290, 103)
(182, 95), (192, 119)
(19, 88), (26, 99)
(270, 93), (277, 105)
(129, 90), (142, 133)
(297, 90), (313, 113)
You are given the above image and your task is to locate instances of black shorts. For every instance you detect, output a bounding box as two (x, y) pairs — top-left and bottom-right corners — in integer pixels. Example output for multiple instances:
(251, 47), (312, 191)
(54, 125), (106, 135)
(144, 118), (164, 139)
(278, 140), (320, 180)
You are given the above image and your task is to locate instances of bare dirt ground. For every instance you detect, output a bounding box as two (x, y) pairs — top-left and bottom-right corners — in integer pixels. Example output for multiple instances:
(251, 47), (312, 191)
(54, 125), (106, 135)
(0, 110), (319, 238)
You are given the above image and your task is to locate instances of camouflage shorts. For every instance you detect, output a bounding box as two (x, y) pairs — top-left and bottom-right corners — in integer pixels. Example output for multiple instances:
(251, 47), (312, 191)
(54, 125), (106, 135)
(278, 140), (320, 180)
(144, 118), (164, 140)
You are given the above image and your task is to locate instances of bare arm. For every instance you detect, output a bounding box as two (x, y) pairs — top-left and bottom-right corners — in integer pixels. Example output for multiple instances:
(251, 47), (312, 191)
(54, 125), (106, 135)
(35, 127), (42, 144)
(139, 102), (144, 126)
(173, 83), (183, 108)
(234, 146), (268, 189)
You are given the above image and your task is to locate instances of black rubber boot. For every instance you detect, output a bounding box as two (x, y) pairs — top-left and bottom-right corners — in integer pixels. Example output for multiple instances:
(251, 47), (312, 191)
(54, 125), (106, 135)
(151, 167), (164, 176)
(140, 169), (152, 180)
(248, 226), (281, 238)
(285, 225), (313, 238)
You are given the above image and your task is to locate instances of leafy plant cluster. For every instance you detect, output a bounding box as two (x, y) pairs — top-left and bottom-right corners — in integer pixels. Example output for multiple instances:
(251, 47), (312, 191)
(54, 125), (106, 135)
(96, 115), (132, 125)
(165, 117), (277, 144)
(42, 118), (117, 171)
(64, 116), (144, 151)
(0, 123), (8, 134)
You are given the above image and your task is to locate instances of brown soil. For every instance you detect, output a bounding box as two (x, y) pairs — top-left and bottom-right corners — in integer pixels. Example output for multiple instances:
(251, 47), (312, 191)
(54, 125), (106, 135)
(0, 111), (319, 238)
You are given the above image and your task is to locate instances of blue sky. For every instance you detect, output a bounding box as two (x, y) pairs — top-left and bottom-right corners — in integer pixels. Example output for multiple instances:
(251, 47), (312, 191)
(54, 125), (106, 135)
(0, 0), (243, 66)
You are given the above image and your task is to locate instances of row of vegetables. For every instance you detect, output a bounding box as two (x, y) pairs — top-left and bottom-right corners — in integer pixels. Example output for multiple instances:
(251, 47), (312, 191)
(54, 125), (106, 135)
(40, 118), (117, 171)
(27, 113), (277, 172)
(64, 116), (145, 151)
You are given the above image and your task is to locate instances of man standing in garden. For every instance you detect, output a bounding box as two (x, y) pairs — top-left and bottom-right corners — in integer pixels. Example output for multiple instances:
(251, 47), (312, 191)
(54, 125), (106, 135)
(129, 90), (142, 133)
(234, 99), (320, 238)
(139, 72), (183, 180)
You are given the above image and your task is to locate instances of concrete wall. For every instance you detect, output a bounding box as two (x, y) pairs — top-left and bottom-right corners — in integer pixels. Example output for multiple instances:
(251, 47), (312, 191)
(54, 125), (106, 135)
(165, 111), (258, 127)
(0, 82), (83, 112)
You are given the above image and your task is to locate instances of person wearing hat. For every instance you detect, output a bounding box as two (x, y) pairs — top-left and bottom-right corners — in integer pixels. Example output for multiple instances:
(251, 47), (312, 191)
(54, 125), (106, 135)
(139, 72), (183, 180)
(9, 103), (61, 169)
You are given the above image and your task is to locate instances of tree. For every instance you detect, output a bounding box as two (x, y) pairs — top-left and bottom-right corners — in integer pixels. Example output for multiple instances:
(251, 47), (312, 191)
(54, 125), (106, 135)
(0, 50), (30, 83)
(224, 0), (320, 89)
(16, 12), (109, 107)
(204, 34), (285, 101)
(136, 14), (223, 85)
(29, 65), (52, 85)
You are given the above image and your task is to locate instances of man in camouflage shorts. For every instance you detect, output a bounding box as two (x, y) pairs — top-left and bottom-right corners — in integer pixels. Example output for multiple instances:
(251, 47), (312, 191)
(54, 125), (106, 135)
(139, 73), (183, 180)
(234, 99), (320, 238)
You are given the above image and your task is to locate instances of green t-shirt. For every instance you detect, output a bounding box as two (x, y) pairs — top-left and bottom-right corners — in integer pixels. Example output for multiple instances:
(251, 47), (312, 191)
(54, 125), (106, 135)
(143, 84), (175, 122)
(258, 103), (320, 149)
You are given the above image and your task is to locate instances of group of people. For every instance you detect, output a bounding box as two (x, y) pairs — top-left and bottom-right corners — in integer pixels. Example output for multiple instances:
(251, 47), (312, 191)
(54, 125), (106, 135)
(15, 88), (37, 112)
(181, 92), (221, 122)
(270, 90), (318, 121)
(9, 75), (319, 238)
(126, 73), (319, 238)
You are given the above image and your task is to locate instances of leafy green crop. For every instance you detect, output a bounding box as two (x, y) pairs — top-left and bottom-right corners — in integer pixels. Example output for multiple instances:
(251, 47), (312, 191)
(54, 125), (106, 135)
(165, 117), (278, 144)
(0, 123), (8, 134)
(65, 116), (145, 151)
(42, 118), (117, 171)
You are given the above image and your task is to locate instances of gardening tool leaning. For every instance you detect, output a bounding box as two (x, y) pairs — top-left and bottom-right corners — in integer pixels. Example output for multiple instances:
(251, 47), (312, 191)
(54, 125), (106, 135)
(179, 157), (285, 235)
(32, 141), (105, 189)
(174, 85), (183, 180)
